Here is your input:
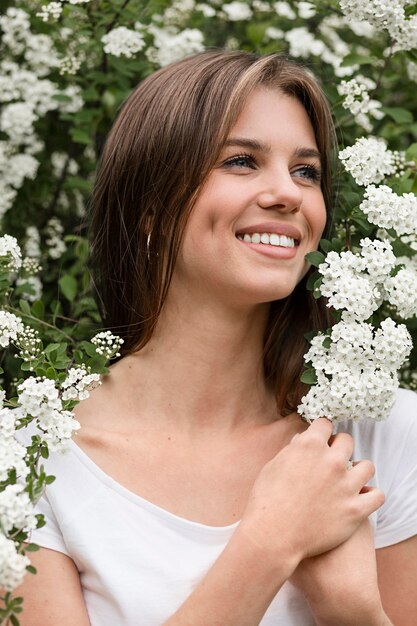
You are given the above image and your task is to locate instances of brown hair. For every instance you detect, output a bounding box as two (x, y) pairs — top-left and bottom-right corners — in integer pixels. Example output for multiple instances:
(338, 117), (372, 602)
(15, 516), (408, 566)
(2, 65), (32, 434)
(90, 49), (335, 415)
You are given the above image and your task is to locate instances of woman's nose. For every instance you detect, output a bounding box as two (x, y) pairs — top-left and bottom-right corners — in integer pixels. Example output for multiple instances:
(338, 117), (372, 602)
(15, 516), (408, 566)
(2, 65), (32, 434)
(256, 170), (303, 213)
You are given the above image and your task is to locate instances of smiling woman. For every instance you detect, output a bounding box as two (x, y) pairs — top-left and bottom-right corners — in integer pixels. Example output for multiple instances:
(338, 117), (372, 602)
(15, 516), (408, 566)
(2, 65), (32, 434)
(18, 50), (417, 626)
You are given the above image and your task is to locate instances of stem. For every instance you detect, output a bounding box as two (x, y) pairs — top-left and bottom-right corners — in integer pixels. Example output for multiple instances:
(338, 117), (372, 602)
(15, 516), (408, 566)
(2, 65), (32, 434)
(345, 221), (350, 251)
(8, 307), (76, 344)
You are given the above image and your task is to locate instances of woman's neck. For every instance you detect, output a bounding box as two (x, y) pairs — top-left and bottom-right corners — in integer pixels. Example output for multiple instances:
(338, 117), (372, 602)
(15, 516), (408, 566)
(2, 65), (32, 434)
(108, 298), (280, 434)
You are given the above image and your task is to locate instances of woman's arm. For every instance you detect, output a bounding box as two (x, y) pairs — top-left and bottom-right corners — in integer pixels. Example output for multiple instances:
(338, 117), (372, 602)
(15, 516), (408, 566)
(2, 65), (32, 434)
(290, 520), (393, 626)
(15, 547), (90, 626)
(164, 419), (384, 625)
(377, 534), (417, 625)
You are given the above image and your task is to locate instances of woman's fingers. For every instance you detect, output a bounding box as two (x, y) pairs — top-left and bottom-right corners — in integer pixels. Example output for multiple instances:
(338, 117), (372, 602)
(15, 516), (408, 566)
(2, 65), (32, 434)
(349, 459), (376, 490)
(357, 485), (385, 515)
(328, 431), (354, 461)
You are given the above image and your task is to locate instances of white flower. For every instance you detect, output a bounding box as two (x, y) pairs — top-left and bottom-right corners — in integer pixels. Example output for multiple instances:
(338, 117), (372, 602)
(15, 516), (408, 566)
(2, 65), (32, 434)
(359, 238), (397, 282)
(0, 102), (38, 146)
(265, 27), (284, 40)
(318, 239), (396, 321)
(372, 318), (413, 368)
(299, 315), (412, 422)
(297, 1), (316, 18)
(4, 154), (39, 189)
(0, 410), (29, 482)
(222, 1), (252, 20)
(147, 26), (204, 66)
(196, 3), (216, 17)
(16, 275), (43, 302)
(36, 2), (63, 22)
(274, 1), (296, 19)
(24, 226), (41, 259)
(386, 268), (417, 319)
(0, 235), (22, 271)
(285, 27), (326, 58)
(0, 484), (36, 534)
(339, 137), (403, 186)
(340, 0), (417, 52)
(360, 185), (417, 235)
(101, 27), (146, 58)
(0, 534), (30, 591)
(0, 312), (24, 348)
(45, 217), (67, 259)
(61, 366), (101, 401)
(17, 378), (80, 450)
(338, 76), (384, 131)
(91, 331), (124, 359)
(15, 326), (42, 363)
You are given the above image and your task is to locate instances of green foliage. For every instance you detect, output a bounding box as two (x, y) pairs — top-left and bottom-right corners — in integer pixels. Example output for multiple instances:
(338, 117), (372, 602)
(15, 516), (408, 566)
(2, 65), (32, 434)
(1, 0), (417, 621)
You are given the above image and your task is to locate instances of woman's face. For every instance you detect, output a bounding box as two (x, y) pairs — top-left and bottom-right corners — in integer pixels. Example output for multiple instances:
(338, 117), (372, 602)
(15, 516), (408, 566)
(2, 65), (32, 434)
(173, 87), (327, 308)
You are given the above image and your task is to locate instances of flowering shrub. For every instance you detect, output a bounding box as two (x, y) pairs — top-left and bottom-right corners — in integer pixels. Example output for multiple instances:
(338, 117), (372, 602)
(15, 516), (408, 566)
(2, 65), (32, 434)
(0, 0), (417, 623)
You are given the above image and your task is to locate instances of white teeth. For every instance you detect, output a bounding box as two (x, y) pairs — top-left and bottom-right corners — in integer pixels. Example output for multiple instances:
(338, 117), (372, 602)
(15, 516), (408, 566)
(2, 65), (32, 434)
(237, 232), (296, 247)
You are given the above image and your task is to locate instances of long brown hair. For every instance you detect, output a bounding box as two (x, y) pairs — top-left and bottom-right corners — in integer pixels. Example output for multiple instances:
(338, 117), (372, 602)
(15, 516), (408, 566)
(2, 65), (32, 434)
(90, 49), (335, 415)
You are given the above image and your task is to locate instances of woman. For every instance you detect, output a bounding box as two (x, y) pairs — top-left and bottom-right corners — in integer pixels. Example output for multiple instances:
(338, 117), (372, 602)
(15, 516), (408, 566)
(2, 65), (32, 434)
(19, 50), (417, 625)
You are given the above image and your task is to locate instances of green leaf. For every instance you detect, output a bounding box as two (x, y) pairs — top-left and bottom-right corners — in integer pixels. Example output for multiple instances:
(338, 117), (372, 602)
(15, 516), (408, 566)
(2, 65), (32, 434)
(31, 300), (45, 320)
(340, 52), (374, 67)
(319, 239), (332, 253)
(45, 343), (61, 356)
(322, 336), (332, 349)
(19, 299), (31, 316)
(10, 613), (20, 626)
(70, 128), (92, 145)
(300, 368), (318, 385)
(381, 107), (413, 124)
(24, 543), (40, 552)
(58, 275), (77, 302)
(306, 270), (319, 291)
(26, 565), (37, 575)
(305, 251), (325, 267)
(405, 142), (417, 162)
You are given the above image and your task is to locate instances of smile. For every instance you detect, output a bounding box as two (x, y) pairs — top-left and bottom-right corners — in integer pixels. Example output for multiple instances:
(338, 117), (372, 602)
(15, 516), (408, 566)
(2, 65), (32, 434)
(236, 233), (297, 248)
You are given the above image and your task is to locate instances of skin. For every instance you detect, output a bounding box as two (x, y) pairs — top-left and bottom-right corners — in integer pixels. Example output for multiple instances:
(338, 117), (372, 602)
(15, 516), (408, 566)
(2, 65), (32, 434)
(16, 88), (416, 625)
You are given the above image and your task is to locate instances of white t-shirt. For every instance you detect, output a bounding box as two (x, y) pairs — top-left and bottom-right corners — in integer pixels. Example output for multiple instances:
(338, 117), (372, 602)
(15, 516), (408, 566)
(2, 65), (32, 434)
(20, 388), (417, 626)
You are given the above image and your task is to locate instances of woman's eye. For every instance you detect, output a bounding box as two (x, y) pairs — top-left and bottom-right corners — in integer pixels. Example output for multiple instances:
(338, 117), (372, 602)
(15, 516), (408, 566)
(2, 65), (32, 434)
(292, 164), (322, 183)
(222, 153), (256, 169)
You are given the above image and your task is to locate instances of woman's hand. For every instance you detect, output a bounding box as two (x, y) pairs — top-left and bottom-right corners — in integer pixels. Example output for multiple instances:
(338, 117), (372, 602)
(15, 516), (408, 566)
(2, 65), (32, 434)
(236, 418), (385, 573)
(290, 519), (392, 626)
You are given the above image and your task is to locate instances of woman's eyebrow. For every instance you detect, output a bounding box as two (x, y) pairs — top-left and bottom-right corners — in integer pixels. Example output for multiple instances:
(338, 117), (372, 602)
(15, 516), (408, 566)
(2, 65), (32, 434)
(224, 138), (322, 162)
(224, 137), (271, 153)
(293, 147), (322, 162)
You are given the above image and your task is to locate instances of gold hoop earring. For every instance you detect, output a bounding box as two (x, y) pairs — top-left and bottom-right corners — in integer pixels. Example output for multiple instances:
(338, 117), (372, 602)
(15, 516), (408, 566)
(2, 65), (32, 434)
(146, 232), (151, 262)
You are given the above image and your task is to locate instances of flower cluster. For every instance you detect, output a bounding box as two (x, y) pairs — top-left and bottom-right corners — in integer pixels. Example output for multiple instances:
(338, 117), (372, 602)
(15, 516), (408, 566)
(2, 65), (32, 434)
(340, 0), (417, 51)
(0, 534), (30, 591)
(146, 25), (205, 66)
(45, 218), (66, 259)
(319, 239), (398, 320)
(91, 331), (124, 359)
(61, 366), (101, 401)
(101, 26), (146, 58)
(0, 235), (22, 272)
(338, 137), (406, 186)
(15, 326), (42, 363)
(0, 408), (28, 483)
(338, 76), (384, 132)
(360, 185), (417, 236)
(17, 377), (80, 450)
(299, 316), (412, 422)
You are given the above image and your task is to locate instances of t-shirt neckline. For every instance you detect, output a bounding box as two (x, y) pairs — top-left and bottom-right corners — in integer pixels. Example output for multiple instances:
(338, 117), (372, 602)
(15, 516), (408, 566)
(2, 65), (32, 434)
(68, 437), (241, 535)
